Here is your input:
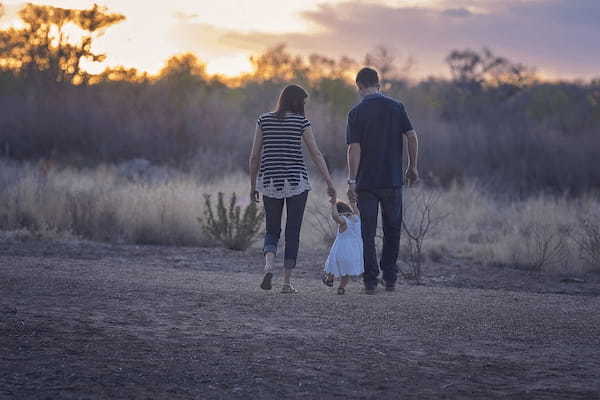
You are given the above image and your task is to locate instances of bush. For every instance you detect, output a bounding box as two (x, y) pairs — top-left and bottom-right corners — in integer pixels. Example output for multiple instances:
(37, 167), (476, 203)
(401, 188), (449, 283)
(199, 192), (264, 251)
(577, 215), (600, 271)
(512, 221), (568, 272)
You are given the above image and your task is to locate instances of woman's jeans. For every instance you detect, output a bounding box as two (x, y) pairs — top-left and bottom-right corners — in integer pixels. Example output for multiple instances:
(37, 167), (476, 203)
(262, 191), (308, 269)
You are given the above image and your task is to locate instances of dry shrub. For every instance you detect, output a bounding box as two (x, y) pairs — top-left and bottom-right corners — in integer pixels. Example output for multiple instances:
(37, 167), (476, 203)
(576, 214), (600, 271)
(512, 221), (569, 271)
(401, 187), (449, 283)
(199, 192), (263, 251)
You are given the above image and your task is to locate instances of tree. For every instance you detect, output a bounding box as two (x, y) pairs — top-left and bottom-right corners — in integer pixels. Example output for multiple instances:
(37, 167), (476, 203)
(248, 44), (308, 83)
(446, 48), (535, 89)
(91, 66), (149, 85)
(0, 3), (124, 84)
(157, 53), (207, 87)
(364, 46), (414, 85)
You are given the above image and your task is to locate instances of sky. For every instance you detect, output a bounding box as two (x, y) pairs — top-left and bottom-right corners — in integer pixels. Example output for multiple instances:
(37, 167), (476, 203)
(1, 0), (599, 79)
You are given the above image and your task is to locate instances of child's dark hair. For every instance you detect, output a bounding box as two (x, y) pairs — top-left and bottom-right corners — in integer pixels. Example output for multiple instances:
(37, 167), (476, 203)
(336, 200), (353, 214)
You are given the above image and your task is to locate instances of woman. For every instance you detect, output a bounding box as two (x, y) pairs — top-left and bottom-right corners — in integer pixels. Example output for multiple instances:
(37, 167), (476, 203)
(249, 84), (336, 293)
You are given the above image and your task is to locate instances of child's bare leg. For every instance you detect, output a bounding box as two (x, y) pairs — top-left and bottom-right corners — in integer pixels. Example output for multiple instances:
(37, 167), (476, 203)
(264, 252), (275, 273)
(339, 275), (350, 289)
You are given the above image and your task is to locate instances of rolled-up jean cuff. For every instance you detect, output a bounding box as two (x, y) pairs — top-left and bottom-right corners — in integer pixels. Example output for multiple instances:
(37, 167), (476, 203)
(263, 244), (277, 256)
(283, 258), (296, 269)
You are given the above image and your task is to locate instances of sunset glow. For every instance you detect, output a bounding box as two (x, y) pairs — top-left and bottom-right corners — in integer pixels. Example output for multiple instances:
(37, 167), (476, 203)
(2, 0), (360, 76)
(1, 0), (599, 79)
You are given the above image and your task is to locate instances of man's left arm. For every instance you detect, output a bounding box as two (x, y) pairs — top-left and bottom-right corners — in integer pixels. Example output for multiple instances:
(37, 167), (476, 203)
(404, 130), (419, 185)
(399, 104), (419, 185)
(347, 143), (361, 201)
(346, 109), (361, 201)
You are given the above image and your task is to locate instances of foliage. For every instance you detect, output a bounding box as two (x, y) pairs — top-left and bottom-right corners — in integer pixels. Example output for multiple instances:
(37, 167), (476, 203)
(248, 44), (308, 83)
(199, 192), (264, 251)
(0, 3), (124, 84)
(156, 53), (208, 90)
(446, 47), (535, 89)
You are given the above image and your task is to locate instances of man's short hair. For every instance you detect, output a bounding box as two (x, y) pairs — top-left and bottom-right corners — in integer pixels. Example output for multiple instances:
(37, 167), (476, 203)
(356, 67), (379, 88)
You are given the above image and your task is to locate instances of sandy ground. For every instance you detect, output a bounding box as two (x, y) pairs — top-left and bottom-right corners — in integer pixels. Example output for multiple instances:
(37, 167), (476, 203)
(1, 239), (600, 399)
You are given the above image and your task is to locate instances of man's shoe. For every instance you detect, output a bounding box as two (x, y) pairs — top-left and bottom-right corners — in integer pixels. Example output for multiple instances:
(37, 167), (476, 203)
(381, 279), (396, 292)
(364, 286), (377, 295)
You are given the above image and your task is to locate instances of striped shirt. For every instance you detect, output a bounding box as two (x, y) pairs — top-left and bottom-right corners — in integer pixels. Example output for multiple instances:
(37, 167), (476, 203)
(255, 112), (312, 198)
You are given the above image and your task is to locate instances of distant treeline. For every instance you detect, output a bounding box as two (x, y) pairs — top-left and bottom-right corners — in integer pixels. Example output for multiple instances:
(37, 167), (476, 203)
(1, 3), (599, 195)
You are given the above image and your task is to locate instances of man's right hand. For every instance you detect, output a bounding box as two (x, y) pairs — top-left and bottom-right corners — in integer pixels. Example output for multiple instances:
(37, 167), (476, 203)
(405, 167), (419, 185)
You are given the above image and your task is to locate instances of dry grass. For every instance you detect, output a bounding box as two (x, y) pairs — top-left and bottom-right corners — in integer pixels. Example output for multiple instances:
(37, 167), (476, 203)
(1, 159), (599, 273)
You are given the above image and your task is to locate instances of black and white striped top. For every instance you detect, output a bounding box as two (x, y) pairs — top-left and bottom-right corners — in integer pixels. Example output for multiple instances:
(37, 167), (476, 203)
(255, 112), (312, 198)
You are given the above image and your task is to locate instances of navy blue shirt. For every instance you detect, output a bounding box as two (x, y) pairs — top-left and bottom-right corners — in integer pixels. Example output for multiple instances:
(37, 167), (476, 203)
(346, 93), (414, 190)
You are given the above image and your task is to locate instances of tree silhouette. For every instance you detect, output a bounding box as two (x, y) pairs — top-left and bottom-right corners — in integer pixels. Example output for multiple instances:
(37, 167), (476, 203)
(248, 44), (308, 83)
(92, 66), (148, 85)
(446, 48), (535, 89)
(157, 53), (207, 87)
(0, 3), (124, 85)
(364, 46), (414, 84)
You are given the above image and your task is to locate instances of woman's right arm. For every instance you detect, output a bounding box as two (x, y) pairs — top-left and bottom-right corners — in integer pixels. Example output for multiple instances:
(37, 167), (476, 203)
(249, 124), (263, 202)
(303, 126), (336, 199)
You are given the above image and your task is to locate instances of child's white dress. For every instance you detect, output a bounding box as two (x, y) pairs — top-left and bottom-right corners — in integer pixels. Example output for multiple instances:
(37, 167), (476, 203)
(324, 215), (364, 277)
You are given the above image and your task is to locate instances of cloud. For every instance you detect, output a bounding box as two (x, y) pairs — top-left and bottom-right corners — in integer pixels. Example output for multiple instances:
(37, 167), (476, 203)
(168, 17), (239, 59)
(0, 3), (23, 23)
(441, 8), (473, 18)
(172, 11), (200, 22)
(209, 0), (600, 79)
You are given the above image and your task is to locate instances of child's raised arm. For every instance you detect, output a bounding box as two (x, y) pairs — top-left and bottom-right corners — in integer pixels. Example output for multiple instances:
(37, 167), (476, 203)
(330, 198), (347, 230)
(350, 198), (360, 215)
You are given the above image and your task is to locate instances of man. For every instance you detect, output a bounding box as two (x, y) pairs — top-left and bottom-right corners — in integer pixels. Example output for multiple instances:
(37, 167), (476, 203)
(346, 67), (419, 294)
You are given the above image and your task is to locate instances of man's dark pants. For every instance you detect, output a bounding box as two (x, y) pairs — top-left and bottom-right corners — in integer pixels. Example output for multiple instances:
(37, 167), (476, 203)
(357, 188), (403, 288)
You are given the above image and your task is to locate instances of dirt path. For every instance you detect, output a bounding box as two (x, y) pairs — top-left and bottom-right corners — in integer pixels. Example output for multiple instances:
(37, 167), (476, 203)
(1, 240), (599, 399)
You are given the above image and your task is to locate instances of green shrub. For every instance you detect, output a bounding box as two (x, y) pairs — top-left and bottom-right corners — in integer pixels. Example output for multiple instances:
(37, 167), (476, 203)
(199, 192), (264, 251)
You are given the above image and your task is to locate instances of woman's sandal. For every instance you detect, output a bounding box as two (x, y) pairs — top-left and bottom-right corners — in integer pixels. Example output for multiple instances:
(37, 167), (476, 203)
(281, 283), (298, 294)
(337, 287), (345, 295)
(260, 272), (273, 290)
(322, 273), (334, 287)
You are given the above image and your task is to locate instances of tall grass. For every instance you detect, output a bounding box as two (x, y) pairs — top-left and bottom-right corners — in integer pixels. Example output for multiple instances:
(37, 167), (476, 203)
(1, 159), (598, 273)
(0, 159), (249, 246)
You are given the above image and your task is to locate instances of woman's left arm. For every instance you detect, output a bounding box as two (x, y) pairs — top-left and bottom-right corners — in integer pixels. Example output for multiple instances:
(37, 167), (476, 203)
(249, 124), (263, 202)
(303, 126), (336, 198)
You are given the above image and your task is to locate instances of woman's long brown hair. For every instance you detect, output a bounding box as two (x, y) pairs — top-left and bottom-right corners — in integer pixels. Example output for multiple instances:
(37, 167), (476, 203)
(274, 84), (308, 118)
